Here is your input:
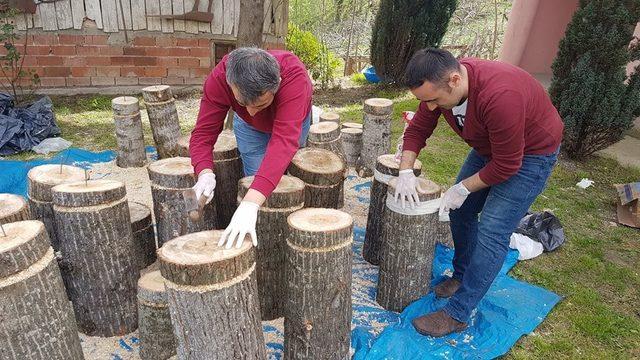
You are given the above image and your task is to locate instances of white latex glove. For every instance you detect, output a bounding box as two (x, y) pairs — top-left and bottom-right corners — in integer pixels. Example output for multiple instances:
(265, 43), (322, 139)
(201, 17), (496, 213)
(218, 201), (260, 249)
(439, 182), (471, 215)
(193, 171), (216, 204)
(394, 169), (425, 209)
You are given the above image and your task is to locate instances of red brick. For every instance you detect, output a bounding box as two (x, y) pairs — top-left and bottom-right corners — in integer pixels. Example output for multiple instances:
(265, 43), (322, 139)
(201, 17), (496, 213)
(86, 56), (111, 66)
(185, 77), (206, 85)
(121, 67), (145, 77)
(26, 46), (52, 55)
(156, 37), (176, 47)
(157, 57), (178, 67)
(96, 67), (121, 77)
(64, 57), (87, 66)
(40, 77), (66, 87)
(162, 77), (185, 85)
(199, 57), (211, 68)
(23, 67), (44, 76)
(145, 47), (169, 56)
(66, 77), (91, 87)
(133, 37), (156, 46)
(77, 45), (102, 56)
(139, 77), (162, 85)
(37, 56), (64, 66)
(59, 35), (84, 45)
(21, 57), (38, 66)
(32, 34), (58, 45)
(190, 48), (210, 57)
(166, 47), (190, 57)
(178, 58), (199, 67)
(167, 67), (189, 77)
(133, 57), (157, 66)
(110, 56), (134, 66)
(198, 39), (211, 47)
(190, 67), (211, 77)
(91, 77), (115, 86)
(89, 35), (109, 45)
(123, 47), (147, 56)
(71, 67), (96, 77)
(52, 45), (76, 56)
(44, 67), (71, 77)
(176, 38), (199, 47)
(116, 77), (139, 86)
(100, 46), (123, 56)
(144, 67), (167, 77)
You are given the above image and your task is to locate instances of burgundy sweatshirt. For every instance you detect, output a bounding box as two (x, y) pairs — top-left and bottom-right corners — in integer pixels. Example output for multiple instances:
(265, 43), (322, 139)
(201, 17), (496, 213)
(190, 50), (313, 197)
(402, 58), (563, 185)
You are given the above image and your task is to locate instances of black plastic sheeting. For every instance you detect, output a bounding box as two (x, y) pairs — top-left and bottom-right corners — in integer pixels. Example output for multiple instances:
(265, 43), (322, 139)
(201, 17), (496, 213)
(516, 211), (565, 252)
(0, 93), (60, 156)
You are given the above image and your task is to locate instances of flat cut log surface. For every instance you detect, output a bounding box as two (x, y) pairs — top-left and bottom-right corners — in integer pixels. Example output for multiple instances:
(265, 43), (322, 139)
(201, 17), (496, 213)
(129, 201), (157, 270)
(51, 179), (127, 207)
(308, 121), (340, 142)
(363, 97), (393, 115)
(28, 164), (86, 202)
(142, 85), (173, 103)
(112, 96), (139, 116)
(138, 270), (176, 360)
(363, 155), (422, 265)
(0, 193), (30, 225)
(341, 122), (363, 130)
(147, 157), (195, 188)
(0, 221), (50, 278)
(377, 177), (441, 312)
(319, 111), (339, 123)
(341, 128), (362, 167)
(285, 208), (353, 360)
(288, 148), (345, 185)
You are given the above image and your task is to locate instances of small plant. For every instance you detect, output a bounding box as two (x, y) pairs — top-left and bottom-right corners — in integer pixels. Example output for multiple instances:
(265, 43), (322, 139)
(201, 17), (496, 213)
(350, 72), (368, 85)
(286, 23), (342, 90)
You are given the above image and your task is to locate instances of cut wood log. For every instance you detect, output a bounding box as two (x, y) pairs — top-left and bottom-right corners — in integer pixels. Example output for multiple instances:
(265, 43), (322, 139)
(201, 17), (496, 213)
(138, 270), (176, 360)
(341, 122), (362, 130)
(238, 175), (305, 320)
(113, 96), (147, 168)
(129, 201), (157, 270)
(158, 230), (266, 359)
(52, 179), (140, 336)
(27, 164), (85, 252)
(340, 127), (362, 167)
(176, 134), (190, 157)
(148, 157), (217, 246)
(363, 154), (422, 265)
(284, 208), (353, 359)
(0, 220), (84, 360)
(142, 85), (181, 159)
(357, 98), (393, 177)
(319, 111), (339, 123)
(307, 121), (345, 161)
(0, 193), (30, 225)
(377, 177), (441, 312)
(288, 148), (346, 209)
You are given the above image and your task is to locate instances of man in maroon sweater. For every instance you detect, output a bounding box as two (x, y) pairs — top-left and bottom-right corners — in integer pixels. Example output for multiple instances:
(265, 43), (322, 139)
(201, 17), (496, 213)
(190, 48), (312, 249)
(395, 48), (563, 337)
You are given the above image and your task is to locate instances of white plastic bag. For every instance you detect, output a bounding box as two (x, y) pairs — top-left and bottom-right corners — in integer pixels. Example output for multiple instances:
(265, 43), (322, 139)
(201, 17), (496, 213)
(31, 137), (72, 154)
(509, 233), (543, 260)
(576, 178), (594, 189)
(312, 105), (323, 124)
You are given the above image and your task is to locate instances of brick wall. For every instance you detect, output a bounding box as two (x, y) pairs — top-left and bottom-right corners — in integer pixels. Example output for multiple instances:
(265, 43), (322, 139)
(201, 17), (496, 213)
(0, 32), (283, 89)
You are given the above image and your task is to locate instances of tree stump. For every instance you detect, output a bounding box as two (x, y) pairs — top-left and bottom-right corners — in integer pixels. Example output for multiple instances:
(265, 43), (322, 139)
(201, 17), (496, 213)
(357, 98), (393, 177)
(0, 193), (30, 225)
(142, 85), (181, 159)
(288, 148), (346, 209)
(212, 130), (244, 228)
(341, 122), (363, 130)
(158, 230), (266, 359)
(130, 201), (157, 270)
(285, 208), (353, 360)
(52, 179), (140, 336)
(148, 157), (217, 246)
(363, 154), (422, 265)
(377, 177), (441, 312)
(27, 164), (85, 252)
(340, 128), (363, 167)
(319, 111), (339, 123)
(307, 121), (345, 161)
(138, 270), (176, 360)
(0, 220), (84, 360)
(238, 175), (305, 320)
(113, 96), (146, 168)
(176, 134), (190, 157)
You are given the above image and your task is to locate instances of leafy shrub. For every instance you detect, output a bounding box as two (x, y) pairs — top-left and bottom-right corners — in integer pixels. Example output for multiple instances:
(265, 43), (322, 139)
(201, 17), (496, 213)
(286, 23), (342, 89)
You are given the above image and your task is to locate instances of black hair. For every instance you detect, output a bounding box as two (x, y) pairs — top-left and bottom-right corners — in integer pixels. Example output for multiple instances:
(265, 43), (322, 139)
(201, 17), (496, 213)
(404, 48), (461, 89)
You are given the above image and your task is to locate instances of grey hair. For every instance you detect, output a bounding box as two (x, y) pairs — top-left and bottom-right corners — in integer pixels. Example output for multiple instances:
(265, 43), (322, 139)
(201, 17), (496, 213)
(225, 47), (281, 104)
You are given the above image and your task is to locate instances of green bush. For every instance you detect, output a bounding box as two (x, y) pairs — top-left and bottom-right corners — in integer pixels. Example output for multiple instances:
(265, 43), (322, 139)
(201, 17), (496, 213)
(351, 72), (368, 85)
(286, 23), (342, 89)
(549, 0), (640, 158)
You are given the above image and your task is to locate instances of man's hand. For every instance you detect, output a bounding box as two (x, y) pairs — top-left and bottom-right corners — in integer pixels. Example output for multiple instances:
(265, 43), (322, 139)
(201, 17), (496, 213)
(193, 170), (216, 204)
(394, 169), (425, 209)
(218, 201), (260, 249)
(439, 182), (471, 213)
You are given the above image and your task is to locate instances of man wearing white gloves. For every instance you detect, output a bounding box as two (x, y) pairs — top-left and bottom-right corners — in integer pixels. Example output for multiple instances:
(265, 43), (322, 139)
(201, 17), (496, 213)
(190, 47), (312, 249)
(395, 48), (563, 337)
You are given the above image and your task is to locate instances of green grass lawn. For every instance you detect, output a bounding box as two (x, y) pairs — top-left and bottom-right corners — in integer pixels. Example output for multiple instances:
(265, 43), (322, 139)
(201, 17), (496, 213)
(5, 90), (640, 358)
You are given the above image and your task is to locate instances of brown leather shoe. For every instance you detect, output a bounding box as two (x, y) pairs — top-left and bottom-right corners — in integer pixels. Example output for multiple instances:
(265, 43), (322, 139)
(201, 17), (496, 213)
(434, 277), (461, 298)
(412, 310), (468, 337)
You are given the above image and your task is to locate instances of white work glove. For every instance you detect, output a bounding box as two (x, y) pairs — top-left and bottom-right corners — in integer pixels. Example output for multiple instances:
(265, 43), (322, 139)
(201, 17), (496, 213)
(193, 171), (216, 204)
(394, 169), (425, 209)
(439, 182), (471, 215)
(218, 201), (260, 249)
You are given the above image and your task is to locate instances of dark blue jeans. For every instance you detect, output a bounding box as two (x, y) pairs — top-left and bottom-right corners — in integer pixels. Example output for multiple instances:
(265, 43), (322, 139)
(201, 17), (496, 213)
(443, 148), (559, 323)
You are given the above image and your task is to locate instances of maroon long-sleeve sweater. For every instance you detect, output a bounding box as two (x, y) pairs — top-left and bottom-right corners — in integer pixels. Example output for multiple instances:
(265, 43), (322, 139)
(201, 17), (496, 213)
(190, 50), (312, 197)
(402, 58), (563, 185)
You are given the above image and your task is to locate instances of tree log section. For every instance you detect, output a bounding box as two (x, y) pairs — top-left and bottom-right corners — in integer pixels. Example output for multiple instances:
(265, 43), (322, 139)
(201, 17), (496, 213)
(0, 193), (30, 226)
(288, 148), (346, 209)
(142, 85), (181, 159)
(138, 270), (176, 360)
(307, 121), (345, 161)
(340, 128), (362, 167)
(357, 98), (393, 177)
(113, 96), (146, 168)
(130, 201), (157, 270)
(319, 111), (340, 123)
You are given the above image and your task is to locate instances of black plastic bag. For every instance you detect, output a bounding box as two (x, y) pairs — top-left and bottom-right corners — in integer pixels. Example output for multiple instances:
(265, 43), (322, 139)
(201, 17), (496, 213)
(0, 94), (59, 156)
(515, 211), (565, 252)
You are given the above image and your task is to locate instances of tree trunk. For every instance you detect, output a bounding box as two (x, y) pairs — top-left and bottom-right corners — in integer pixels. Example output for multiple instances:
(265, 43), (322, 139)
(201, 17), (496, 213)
(27, 164), (86, 252)
(158, 230), (265, 359)
(356, 98), (393, 177)
(52, 179), (140, 336)
(0, 220), (84, 360)
(340, 128), (362, 167)
(363, 154), (422, 265)
(129, 201), (157, 270)
(148, 157), (217, 246)
(113, 96), (146, 168)
(0, 193), (30, 226)
(138, 270), (176, 360)
(212, 130), (244, 228)
(288, 148), (346, 209)
(307, 121), (345, 161)
(238, 175), (305, 320)
(319, 111), (340, 123)
(377, 177), (442, 312)
(285, 208), (352, 360)
(237, 0), (265, 48)
(142, 85), (181, 159)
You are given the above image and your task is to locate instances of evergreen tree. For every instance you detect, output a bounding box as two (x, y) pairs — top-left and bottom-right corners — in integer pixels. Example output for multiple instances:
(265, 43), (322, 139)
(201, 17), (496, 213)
(370, 0), (457, 84)
(549, 0), (640, 158)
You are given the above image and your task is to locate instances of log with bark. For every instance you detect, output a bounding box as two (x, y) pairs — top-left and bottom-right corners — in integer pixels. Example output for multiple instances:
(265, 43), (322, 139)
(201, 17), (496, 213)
(138, 270), (176, 360)
(0, 193), (30, 225)
(307, 121), (345, 161)
(319, 111), (340, 123)
(129, 201), (157, 270)
(176, 134), (190, 157)
(142, 85), (181, 159)
(341, 122), (362, 130)
(113, 96), (146, 168)
(288, 148), (346, 209)
(340, 127), (362, 167)
(356, 98), (393, 177)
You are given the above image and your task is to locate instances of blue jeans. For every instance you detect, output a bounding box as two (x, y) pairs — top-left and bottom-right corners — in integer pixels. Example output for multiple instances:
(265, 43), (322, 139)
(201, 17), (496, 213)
(443, 147), (559, 323)
(233, 111), (312, 176)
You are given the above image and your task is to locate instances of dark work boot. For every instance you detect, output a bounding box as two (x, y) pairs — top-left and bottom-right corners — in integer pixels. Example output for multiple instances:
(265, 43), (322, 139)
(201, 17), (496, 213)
(434, 277), (461, 298)
(412, 310), (468, 337)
